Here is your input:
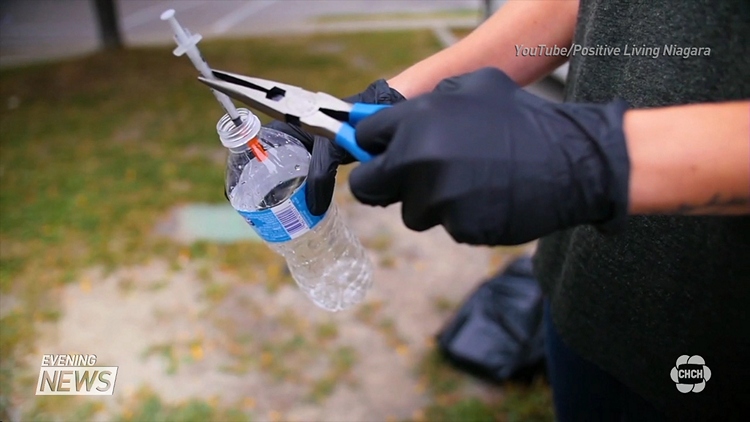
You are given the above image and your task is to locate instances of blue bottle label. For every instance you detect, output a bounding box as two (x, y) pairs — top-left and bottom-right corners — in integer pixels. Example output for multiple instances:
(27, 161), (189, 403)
(237, 181), (325, 243)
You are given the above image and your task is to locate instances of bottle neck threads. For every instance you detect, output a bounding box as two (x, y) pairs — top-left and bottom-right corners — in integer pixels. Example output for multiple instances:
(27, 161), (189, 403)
(217, 108), (261, 153)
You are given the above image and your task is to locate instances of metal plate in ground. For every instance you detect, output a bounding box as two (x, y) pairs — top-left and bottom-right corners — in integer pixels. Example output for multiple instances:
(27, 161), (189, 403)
(168, 203), (260, 243)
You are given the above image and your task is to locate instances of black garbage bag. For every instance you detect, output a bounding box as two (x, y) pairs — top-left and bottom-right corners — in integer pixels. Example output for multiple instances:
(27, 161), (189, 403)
(436, 255), (545, 383)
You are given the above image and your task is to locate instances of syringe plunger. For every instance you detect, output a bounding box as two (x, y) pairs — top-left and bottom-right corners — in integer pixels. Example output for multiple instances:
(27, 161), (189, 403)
(161, 9), (241, 125)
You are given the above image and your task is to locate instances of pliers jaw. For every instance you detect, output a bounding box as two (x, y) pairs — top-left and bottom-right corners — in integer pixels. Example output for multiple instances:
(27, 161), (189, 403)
(198, 70), (348, 140)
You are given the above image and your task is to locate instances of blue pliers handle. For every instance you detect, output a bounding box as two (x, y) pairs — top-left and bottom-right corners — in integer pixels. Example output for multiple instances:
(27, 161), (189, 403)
(198, 70), (390, 162)
(333, 103), (390, 162)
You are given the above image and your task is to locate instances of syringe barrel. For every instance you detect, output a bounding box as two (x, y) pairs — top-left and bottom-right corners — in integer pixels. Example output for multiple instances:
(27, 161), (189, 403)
(161, 8), (241, 123)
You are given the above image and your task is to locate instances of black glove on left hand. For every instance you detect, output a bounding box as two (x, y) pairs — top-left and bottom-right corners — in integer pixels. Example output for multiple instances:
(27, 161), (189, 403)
(350, 68), (630, 246)
(266, 79), (405, 215)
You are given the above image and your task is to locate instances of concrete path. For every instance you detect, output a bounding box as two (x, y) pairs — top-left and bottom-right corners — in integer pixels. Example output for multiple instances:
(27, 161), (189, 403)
(0, 0), (489, 67)
(0, 0), (568, 87)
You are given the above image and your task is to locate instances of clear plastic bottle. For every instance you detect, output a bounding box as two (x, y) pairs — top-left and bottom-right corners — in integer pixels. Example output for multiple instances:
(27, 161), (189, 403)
(218, 108), (373, 311)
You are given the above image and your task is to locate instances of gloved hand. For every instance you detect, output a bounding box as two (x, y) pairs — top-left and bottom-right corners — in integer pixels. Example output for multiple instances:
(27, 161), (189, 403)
(265, 79), (405, 215)
(349, 67), (630, 246)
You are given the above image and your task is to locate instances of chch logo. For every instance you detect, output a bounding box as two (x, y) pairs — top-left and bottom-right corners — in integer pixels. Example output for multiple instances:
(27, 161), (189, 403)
(670, 355), (711, 393)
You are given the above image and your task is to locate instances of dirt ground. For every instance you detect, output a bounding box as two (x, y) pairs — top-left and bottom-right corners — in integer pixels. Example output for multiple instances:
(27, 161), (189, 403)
(32, 184), (531, 421)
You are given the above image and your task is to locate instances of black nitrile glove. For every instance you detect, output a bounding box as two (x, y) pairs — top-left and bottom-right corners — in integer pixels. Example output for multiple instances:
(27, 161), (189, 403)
(266, 79), (405, 215)
(349, 67), (630, 246)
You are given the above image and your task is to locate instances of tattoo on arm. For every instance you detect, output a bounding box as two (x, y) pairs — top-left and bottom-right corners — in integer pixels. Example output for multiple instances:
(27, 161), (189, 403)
(674, 193), (750, 215)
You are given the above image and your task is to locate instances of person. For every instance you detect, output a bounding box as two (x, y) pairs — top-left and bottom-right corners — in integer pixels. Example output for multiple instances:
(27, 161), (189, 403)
(269, 0), (749, 420)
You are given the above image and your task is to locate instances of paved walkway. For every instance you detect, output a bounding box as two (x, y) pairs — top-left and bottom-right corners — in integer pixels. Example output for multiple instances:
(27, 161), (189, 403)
(0, 0), (486, 67)
(0, 0), (568, 90)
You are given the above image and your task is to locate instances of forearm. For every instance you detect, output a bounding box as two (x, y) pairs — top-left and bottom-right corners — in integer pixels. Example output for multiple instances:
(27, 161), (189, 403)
(388, 0), (580, 98)
(625, 101), (750, 215)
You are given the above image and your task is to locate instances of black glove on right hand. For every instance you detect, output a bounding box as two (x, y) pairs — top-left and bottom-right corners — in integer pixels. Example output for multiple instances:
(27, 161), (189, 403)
(350, 68), (630, 246)
(266, 79), (405, 215)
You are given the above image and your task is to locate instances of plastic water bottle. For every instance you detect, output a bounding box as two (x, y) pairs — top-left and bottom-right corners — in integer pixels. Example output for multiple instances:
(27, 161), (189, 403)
(217, 108), (373, 311)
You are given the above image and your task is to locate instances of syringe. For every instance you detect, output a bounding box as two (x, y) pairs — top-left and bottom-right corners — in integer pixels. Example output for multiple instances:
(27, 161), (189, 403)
(161, 9), (242, 126)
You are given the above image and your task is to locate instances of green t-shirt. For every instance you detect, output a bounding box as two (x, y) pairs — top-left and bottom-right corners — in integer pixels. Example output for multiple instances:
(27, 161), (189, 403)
(534, 0), (750, 420)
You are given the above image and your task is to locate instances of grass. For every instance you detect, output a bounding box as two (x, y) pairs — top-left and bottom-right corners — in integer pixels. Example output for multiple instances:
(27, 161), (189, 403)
(0, 28), (442, 289)
(419, 390), (554, 422)
(354, 300), (409, 353)
(142, 343), (180, 375)
(0, 30), (442, 420)
(414, 349), (554, 422)
(112, 387), (250, 422)
(0, 28), (553, 421)
(432, 295), (458, 314)
(315, 9), (481, 24)
(416, 349), (466, 398)
(451, 27), (474, 40)
(307, 346), (358, 403)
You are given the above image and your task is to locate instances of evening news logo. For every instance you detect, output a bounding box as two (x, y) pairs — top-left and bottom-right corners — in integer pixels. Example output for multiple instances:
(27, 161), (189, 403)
(36, 354), (118, 395)
(670, 355), (711, 393)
